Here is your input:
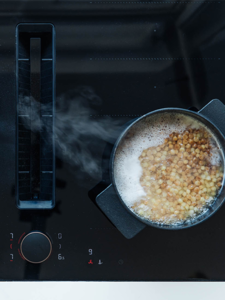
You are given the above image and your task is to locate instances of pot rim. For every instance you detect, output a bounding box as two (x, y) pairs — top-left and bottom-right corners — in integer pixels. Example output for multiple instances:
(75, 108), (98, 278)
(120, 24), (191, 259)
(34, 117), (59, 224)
(110, 107), (225, 230)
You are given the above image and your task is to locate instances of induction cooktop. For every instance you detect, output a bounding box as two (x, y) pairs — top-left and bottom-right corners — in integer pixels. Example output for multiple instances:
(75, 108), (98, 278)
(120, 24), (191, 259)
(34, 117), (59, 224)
(1, 0), (225, 281)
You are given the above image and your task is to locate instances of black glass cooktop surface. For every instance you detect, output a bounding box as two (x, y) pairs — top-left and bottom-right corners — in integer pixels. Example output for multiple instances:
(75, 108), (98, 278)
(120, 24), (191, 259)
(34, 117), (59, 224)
(0, 0), (225, 281)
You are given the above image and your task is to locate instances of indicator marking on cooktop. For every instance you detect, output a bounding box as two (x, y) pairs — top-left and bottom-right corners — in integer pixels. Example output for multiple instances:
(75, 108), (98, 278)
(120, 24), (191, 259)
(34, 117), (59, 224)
(90, 1), (218, 4)
(18, 232), (26, 244)
(90, 57), (221, 61)
(58, 254), (65, 260)
(18, 248), (25, 260)
(18, 58), (29, 61)
(90, 227), (116, 230)
(118, 259), (124, 265)
(10, 235), (14, 262)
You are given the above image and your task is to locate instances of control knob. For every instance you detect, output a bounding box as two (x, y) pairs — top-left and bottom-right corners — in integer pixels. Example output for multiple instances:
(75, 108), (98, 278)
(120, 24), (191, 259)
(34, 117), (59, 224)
(20, 231), (52, 264)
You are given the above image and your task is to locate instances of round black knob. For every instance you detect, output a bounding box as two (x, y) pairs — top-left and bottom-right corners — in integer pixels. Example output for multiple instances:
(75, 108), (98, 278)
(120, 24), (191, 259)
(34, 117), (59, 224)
(20, 231), (52, 264)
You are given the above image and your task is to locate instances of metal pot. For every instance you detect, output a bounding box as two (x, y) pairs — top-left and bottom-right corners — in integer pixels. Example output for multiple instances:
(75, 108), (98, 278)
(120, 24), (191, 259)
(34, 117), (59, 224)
(96, 99), (225, 238)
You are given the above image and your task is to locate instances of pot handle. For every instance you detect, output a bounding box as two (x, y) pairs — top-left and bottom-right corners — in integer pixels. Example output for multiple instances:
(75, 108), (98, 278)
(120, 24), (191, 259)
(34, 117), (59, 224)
(96, 184), (146, 239)
(198, 99), (225, 136)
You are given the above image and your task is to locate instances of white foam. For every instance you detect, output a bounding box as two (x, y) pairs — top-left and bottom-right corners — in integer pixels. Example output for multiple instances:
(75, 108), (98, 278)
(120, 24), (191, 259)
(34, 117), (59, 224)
(209, 138), (222, 165)
(114, 112), (223, 207)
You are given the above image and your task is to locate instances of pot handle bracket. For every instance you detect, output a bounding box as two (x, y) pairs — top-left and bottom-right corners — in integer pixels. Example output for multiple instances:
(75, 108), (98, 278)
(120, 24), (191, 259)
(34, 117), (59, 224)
(96, 184), (146, 239)
(198, 99), (225, 136)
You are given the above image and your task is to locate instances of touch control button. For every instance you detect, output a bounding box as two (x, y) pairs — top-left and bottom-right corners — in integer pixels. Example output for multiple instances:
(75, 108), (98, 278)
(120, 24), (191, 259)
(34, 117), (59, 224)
(20, 231), (52, 264)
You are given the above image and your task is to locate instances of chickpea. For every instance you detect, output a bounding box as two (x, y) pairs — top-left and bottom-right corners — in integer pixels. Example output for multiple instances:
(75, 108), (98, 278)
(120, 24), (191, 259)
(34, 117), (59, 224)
(135, 126), (223, 224)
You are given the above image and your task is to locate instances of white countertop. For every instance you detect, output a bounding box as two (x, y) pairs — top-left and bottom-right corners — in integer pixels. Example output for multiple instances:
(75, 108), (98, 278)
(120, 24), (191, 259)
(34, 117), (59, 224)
(0, 282), (223, 300)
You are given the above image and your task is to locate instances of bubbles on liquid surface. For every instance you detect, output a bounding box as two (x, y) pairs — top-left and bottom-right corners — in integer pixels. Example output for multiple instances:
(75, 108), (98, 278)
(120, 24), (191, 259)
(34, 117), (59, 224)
(114, 112), (224, 226)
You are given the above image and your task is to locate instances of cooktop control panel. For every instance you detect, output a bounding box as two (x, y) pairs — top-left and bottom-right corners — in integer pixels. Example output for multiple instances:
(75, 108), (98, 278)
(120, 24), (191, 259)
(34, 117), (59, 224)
(9, 232), (62, 265)
(5, 229), (128, 280)
(0, 1), (225, 281)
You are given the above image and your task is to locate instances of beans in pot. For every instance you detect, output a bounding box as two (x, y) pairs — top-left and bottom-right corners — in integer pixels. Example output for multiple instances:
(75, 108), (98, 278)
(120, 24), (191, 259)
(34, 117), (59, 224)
(132, 128), (223, 224)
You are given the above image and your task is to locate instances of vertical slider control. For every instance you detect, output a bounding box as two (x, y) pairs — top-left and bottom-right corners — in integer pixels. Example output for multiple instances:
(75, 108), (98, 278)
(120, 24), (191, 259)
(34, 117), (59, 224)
(16, 24), (55, 209)
(30, 38), (41, 200)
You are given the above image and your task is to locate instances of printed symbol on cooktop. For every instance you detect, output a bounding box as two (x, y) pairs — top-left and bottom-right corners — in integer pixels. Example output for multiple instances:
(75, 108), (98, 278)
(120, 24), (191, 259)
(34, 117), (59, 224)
(58, 254), (65, 260)
(58, 233), (62, 239)
(88, 259), (93, 265)
(118, 259), (124, 265)
(98, 259), (103, 265)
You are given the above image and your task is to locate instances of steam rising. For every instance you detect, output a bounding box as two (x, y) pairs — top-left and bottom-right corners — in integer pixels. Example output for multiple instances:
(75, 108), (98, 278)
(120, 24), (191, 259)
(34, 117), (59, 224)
(19, 87), (123, 178)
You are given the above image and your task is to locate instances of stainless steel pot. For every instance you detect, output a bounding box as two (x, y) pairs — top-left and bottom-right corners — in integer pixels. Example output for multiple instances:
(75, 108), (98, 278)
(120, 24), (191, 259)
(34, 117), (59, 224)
(96, 99), (225, 238)
(111, 107), (225, 230)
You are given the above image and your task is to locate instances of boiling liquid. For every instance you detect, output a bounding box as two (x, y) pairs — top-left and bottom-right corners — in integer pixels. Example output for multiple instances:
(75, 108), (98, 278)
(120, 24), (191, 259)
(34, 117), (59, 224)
(114, 113), (223, 225)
